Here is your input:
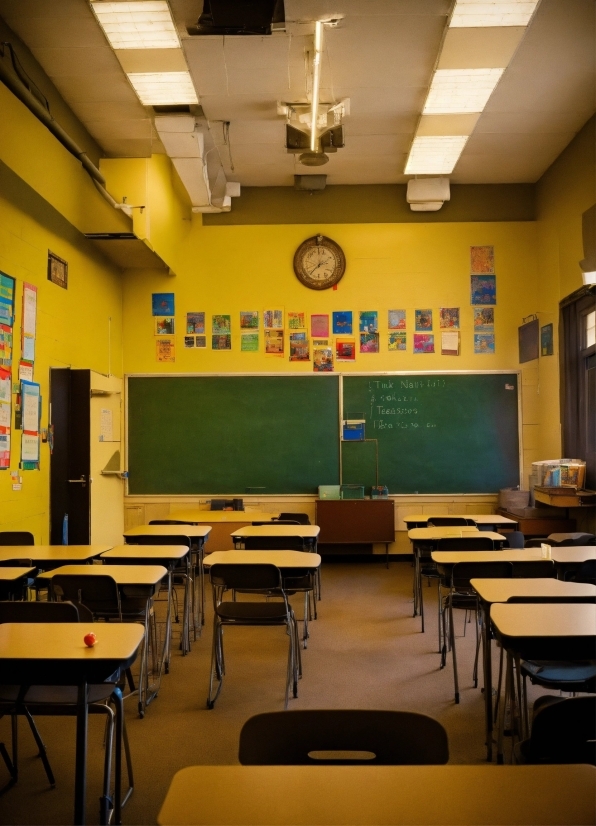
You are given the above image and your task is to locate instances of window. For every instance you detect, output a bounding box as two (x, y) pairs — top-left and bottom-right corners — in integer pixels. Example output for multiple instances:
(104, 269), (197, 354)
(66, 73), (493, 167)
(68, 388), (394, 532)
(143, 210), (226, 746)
(585, 309), (595, 349)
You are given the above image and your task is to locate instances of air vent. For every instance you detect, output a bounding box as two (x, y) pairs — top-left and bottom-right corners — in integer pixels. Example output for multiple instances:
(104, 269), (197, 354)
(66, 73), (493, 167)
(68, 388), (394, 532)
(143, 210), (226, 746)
(189, 0), (284, 35)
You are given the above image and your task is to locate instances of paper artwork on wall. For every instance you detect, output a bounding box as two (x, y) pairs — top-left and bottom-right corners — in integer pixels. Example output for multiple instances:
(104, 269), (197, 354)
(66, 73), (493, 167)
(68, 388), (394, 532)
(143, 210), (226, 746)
(186, 312), (205, 334)
(541, 323), (554, 356)
(0, 366), (11, 468)
(473, 307), (494, 331)
(388, 332), (406, 351)
(413, 334), (435, 354)
(441, 331), (460, 355)
(263, 309), (283, 329)
(388, 309), (406, 330)
(264, 329), (284, 355)
(21, 282), (37, 378)
(241, 333), (259, 352)
(152, 293), (175, 316)
(212, 334), (231, 351)
(289, 335), (310, 361)
(359, 311), (378, 333)
(0, 325), (12, 368)
(415, 309), (432, 331)
(0, 273), (16, 326)
(195, 336), (207, 348)
(311, 314), (329, 338)
(474, 333), (495, 355)
(470, 245), (495, 274)
(333, 311), (353, 335)
(313, 344), (333, 372)
(288, 312), (306, 330)
(240, 311), (259, 329)
(360, 332), (379, 353)
(212, 315), (231, 335)
(19, 361), (33, 380)
(156, 337), (175, 361)
(184, 336), (195, 348)
(155, 317), (175, 335)
(20, 379), (40, 469)
(471, 275), (496, 305)
(439, 308), (459, 329)
(336, 338), (356, 361)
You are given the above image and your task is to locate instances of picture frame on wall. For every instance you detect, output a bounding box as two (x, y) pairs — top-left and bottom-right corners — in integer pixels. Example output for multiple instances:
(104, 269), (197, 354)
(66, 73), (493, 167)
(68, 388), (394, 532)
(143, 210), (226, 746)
(519, 318), (539, 363)
(541, 323), (554, 356)
(47, 251), (68, 289)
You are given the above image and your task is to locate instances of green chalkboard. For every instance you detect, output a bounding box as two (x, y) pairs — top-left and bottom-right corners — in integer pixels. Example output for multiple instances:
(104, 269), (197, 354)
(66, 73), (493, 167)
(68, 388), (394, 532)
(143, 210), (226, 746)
(127, 376), (340, 494)
(341, 373), (520, 494)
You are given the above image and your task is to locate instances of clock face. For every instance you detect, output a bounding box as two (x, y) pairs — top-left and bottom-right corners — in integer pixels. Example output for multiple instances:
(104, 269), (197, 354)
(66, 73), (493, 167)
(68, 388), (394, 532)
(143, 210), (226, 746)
(293, 235), (346, 290)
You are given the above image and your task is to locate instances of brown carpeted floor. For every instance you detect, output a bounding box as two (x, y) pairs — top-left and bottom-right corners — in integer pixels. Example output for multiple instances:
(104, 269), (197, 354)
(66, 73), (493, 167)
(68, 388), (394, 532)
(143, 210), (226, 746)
(0, 561), (549, 825)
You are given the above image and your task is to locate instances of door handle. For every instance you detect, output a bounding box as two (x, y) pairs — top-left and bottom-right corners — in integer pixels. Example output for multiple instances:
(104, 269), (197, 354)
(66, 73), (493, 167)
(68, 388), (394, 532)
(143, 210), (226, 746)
(68, 475), (87, 487)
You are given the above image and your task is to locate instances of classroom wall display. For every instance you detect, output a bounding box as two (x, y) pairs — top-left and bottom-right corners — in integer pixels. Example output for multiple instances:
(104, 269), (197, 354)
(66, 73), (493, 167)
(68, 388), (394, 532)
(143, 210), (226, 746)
(336, 338), (356, 360)
(333, 311), (353, 334)
(311, 314), (329, 337)
(313, 343), (333, 371)
(20, 379), (40, 469)
(471, 275), (496, 305)
(20, 283), (37, 379)
(212, 314), (231, 335)
(152, 293), (174, 316)
(240, 311), (259, 329)
(0, 366), (11, 468)
(212, 334), (231, 350)
(359, 311), (378, 333)
(155, 317), (174, 335)
(474, 333), (495, 354)
(264, 329), (283, 354)
(241, 332), (259, 352)
(156, 337), (175, 361)
(47, 251), (68, 289)
(415, 309), (432, 331)
(388, 332), (406, 351)
(186, 312), (205, 333)
(541, 323), (554, 355)
(388, 310), (406, 330)
(414, 333), (434, 353)
(439, 308), (459, 329)
(184, 336), (195, 348)
(0, 273), (15, 369)
(518, 318), (539, 363)
(360, 332), (379, 353)
(288, 312), (305, 329)
(289, 335), (309, 361)
(470, 245), (495, 274)
(196, 335), (207, 348)
(264, 309), (283, 328)
(441, 331), (460, 355)
(473, 307), (494, 331)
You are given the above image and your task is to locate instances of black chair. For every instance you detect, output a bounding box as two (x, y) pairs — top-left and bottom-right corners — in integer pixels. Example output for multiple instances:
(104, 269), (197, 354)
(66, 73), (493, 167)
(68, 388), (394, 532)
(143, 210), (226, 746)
(514, 696), (596, 765)
(506, 531), (525, 549)
(524, 538), (552, 548)
(207, 563), (300, 710)
(0, 532), (34, 546)
(238, 710), (449, 765)
(274, 513), (311, 525)
(512, 560), (555, 578)
(0, 601), (133, 823)
(428, 517), (475, 527)
(0, 559), (35, 600)
(567, 559), (596, 585)
(252, 520), (299, 526)
(437, 537), (496, 550)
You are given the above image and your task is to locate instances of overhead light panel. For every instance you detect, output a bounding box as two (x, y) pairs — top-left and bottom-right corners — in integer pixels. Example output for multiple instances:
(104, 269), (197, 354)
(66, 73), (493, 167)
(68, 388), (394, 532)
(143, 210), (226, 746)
(127, 72), (198, 105)
(90, 1), (180, 49)
(404, 136), (469, 175)
(423, 68), (504, 114)
(450, 0), (541, 28)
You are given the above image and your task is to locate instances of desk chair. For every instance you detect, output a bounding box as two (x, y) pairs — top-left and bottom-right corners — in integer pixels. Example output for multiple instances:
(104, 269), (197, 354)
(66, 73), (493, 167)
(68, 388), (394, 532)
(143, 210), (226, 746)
(524, 538), (552, 548)
(238, 710), (449, 765)
(512, 560), (555, 578)
(0, 600), (133, 824)
(440, 561), (513, 704)
(207, 563), (300, 710)
(252, 520), (299, 526)
(428, 517), (475, 527)
(506, 531), (525, 549)
(0, 559), (35, 600)
(566, 560), (596, 585)
(274, 513), (311, 525)
(0, 532), (34, 546)
(514, 696), (596, 765)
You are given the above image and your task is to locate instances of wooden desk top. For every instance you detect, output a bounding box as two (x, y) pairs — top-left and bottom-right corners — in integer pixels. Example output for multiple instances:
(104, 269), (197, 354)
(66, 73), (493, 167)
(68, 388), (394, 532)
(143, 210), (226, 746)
(37, 564), (167, 586)
(404, 514), (517, 525)
(551, 546), (596, 563)
(409, 528), (504, 541)
(491, 602), (596, 639)
(0, 622), (144, 663)
(204, 551), (321, 569)
(157, 764), (596, 826)
(169, 510), (278, 524)
(0, 545), (110, 563)
(0, 567), (35, 580)
(471, 578), (596, 604)
(432, 548), (544, 564)
(124, 525), (211, 539)
(230, 525), (320, 538)
(101, 545), (189, 560)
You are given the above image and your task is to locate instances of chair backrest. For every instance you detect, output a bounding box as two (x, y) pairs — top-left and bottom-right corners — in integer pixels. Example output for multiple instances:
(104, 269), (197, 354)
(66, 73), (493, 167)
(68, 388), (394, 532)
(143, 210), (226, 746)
(276, 513), (311, 525)
(524, 538), (552, 548)
(427, 517), (471, 527)
(0, 558), (32, 567)
(149, 520), (194, 525)
(51, 575), (121, 618)
(437, 537), (495, 551)
(512, 560), (556, 578)
(572, 559), (596, 585)
(0, 600), (83, 623)
(209, 563), (282, 593)
(452, 561), (512, 586)
(125, 534), (191, 548)
(211, 499), (243, 511)
(0, 531), (34, 546)
(244, 536), (305, 551)
(239, 710), (449, 765)
(506, 531), (525, 549)
(527, 697), (596, 764)
(253, 520), (299, 526)
(508, 595), (596, 604)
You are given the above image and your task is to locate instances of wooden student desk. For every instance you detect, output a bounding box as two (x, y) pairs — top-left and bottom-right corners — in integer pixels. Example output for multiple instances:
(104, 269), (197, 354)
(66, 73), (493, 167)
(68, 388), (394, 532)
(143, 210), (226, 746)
(471, 578), (596, 762)
(0, 567), (35, 599)
(231, 525), (320, 552)
(0, 622), (144, 826)
(165, 511), (278, 553)
(404, 514), (518, 529)
(157, 764), (596, 826)
(204, 550), (321, 569)
(550, 546), (596, 578)
(0, 545), (111, 567)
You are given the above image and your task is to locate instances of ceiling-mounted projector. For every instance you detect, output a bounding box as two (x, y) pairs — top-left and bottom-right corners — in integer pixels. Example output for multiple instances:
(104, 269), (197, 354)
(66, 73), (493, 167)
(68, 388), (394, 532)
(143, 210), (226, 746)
(407, 177), (450, 212)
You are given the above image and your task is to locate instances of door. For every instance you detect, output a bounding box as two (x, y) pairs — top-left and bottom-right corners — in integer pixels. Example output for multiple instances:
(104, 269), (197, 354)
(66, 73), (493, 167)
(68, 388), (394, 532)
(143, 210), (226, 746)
(49, 368), (91, 544)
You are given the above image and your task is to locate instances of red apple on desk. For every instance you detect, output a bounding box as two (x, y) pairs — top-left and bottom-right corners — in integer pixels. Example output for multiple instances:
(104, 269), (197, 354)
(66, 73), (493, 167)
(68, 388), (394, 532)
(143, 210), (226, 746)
(83, 632), (97, 648)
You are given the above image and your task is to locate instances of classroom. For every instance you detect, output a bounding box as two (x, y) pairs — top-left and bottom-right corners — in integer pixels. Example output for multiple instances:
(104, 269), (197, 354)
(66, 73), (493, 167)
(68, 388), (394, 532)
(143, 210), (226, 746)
(0, 0), (595, 824)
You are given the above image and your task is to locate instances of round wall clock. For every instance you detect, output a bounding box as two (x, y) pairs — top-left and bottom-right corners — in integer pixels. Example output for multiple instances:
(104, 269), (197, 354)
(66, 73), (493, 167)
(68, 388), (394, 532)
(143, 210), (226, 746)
(293, 235), (346, 290)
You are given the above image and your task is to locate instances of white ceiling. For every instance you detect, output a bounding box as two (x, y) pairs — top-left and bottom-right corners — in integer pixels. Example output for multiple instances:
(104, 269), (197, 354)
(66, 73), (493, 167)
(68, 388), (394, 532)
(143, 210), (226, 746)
(0, 0), (593, 186)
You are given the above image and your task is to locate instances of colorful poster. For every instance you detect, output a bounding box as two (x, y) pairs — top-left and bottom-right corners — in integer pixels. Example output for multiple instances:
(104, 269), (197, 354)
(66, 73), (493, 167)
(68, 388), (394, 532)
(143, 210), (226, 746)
(470, 245), (495, 274)
(186, 312), (205, 334)
(21, 432), (39, 463)
(474, 333), (495, 354)
(156, 337), (175, 361)
(240, 311), (259, 329)
(471, 275), (496, 305)
(288, 312), (306, 330)
(415, 309), (433, 331)
(439, 308), (459, 329)
(263, 309), (283, 329)
(0, 273), (16, 326)
(313, 345), (333, 372)
(388, 332), (406, 351)
(333, 311), (353, 335)
(152, 293), (175, 316)
(212, 314), (231, 334)
(22, 335), (34, 362)
(289, 336), (309, 361)
(360, 332), (379, 353)
(22, 283), (37, 339)
(336, 338), (356, 361)
(311, 314), (329, 337)
(541, 323), (554, 356)
(474, 307), (494, 331)
(18, 361), (33, 381)
(212, 334), (231, 350)
(21, 380), (40, 435)
(441, 331), (460, 355)
(241, 333), (259, 352)
(359, 311), (378, 333)
(0, 325), (12, 367)
(414, 334), (435, 354)
(264, 329), (284, 355)
(155, 317), (174, 335)
(0, 368), (10, 404)
(184, 336), (195, 348)
(195, 336), (207, 348)
(388, 309), (406, 330)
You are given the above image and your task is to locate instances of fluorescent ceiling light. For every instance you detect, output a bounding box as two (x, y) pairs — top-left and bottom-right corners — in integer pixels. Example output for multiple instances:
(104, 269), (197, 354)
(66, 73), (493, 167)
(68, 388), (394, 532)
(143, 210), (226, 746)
(450, 0), (540, 28)
(404, 136), (469, 175)
(423, 69), (504, 114)
(127, 72), (198, 105)
(90, 1), (180, 49)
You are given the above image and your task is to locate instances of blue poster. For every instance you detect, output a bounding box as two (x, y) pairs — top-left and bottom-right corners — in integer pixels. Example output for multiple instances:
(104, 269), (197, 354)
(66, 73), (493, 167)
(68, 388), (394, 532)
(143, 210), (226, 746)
(152, 293), (175, 316)
(471, 275), (496, 306)
(332, 311), (352, 335)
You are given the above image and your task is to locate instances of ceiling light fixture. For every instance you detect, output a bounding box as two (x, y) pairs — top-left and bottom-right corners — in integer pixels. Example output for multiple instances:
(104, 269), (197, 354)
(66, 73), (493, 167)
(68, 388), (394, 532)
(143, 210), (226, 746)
(404, 136), (469, 176)
(127, 72), (198, 105)
(310, 20), (323, 153)
(449, 0), (541, 28)
(90, 1), (180, 49)
(423, 68), (505, 114)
